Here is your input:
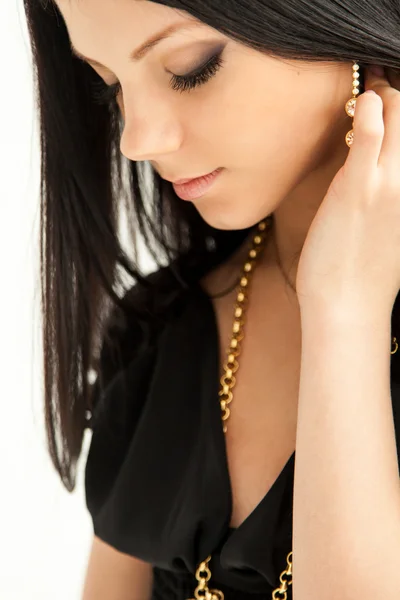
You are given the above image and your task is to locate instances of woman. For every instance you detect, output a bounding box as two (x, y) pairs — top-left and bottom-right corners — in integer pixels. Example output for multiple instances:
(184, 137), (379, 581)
(23, 0), (400, 598)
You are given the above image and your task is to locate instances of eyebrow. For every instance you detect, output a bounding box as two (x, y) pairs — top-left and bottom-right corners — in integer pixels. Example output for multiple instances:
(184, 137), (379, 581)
(70, 21), (204, 68)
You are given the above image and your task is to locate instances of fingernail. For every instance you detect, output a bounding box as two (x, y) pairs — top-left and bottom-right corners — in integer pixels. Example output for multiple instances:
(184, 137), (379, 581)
(368, 65), (385, 77)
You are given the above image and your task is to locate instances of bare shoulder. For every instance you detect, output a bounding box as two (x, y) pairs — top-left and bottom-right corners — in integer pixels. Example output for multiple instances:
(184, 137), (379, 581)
(81, 535), (153, 600)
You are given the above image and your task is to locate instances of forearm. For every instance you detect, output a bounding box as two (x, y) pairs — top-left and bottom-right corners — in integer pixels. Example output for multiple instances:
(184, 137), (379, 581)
(292, 302), (400, 600)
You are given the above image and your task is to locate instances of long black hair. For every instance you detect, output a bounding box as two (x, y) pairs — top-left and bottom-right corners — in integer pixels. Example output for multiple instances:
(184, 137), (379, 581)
(23, 0), (400, 491)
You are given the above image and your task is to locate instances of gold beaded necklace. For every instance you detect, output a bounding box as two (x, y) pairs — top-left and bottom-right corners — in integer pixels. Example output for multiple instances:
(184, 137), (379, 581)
(188, 216), (398, 600)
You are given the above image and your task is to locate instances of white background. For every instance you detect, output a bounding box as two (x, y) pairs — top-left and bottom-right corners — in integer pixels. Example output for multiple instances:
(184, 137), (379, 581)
(0, 3), (155, 599)
(0, 2), (93, 598)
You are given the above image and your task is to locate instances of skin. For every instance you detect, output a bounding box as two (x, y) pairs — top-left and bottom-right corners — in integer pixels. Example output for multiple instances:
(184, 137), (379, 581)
(55, 0), (362, 287)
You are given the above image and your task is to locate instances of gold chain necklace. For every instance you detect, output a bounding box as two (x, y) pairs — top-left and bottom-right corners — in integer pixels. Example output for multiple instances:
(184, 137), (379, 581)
(187, 216), (398, 600)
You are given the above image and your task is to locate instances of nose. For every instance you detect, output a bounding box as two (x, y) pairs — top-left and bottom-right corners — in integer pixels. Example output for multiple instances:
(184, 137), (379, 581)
(118, 103), (183, 162)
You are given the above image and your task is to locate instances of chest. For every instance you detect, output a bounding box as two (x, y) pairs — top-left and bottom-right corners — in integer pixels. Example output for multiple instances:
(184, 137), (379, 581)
(210, 282), (302, 529)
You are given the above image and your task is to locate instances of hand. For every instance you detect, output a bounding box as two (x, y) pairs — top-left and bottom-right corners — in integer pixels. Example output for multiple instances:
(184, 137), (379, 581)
(296, 66), (400, 315)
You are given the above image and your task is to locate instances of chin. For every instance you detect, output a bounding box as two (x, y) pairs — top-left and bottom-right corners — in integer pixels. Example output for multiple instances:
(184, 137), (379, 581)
(195, 202), (273, 232)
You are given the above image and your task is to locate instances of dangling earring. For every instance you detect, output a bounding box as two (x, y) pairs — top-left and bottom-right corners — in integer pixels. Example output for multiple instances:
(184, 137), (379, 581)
(345, 61), (361, 147)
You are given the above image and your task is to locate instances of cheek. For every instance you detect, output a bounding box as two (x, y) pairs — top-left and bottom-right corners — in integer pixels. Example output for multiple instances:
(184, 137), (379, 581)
(216, 89), (322, 171)
(193, 58), (341, 178)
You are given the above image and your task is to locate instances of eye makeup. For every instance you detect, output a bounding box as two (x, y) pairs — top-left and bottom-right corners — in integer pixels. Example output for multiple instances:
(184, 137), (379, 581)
(90, 47), (226, 104)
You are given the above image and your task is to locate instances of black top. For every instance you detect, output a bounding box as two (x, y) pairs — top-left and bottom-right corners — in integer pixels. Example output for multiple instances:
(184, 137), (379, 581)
(84, 274), (400, 599)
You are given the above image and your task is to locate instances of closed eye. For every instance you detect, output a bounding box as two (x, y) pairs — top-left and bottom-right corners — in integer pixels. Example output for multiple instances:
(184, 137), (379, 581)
(90, 50), (225, 105)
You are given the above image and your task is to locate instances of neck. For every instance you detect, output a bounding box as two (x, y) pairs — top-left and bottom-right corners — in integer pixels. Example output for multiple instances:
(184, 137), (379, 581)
(261, 120), (352, 289)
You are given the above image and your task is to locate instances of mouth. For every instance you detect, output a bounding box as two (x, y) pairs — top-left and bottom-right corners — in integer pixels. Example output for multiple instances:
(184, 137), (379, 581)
(172, 168), (224, 201)
(159, 168), (223, 184)
(172, 170), (219, 184)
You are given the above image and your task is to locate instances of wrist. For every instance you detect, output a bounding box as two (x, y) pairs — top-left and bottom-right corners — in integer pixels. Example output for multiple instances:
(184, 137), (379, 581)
(299, 298), (392, 332)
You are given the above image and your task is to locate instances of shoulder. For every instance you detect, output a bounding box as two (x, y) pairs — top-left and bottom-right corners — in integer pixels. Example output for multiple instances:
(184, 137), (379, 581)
(87, 259), (206, 430)
(83, 260), (208, 521)
(86, 236), (253, 430)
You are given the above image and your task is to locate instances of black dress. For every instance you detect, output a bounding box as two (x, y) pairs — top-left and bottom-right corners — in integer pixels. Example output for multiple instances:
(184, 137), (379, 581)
(84, 274), (400, 599)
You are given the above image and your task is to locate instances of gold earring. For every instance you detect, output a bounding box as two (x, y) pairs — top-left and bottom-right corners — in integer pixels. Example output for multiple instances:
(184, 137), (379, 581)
(345, 62), (361, 147)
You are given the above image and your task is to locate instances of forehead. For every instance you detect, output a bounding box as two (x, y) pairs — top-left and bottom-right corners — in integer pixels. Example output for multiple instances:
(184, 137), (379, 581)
(53, 0), (205, 68)
(54, 0), (197, 39)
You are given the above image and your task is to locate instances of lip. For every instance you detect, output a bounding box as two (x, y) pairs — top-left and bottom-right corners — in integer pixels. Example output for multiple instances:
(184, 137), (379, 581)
(163, 168), (220, 184)
(173, 171), (215, 184)
(172, 168), (223, 201)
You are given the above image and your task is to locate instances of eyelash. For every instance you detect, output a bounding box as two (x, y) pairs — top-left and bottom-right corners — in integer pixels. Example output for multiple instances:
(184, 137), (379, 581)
(90, 51), (225, 105)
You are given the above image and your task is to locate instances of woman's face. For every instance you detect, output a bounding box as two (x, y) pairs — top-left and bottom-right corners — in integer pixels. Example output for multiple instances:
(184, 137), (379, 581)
(55, 0), (354, 232)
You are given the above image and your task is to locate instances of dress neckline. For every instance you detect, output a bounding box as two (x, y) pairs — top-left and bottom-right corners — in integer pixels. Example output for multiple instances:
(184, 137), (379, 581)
(192, 279), (296, 539)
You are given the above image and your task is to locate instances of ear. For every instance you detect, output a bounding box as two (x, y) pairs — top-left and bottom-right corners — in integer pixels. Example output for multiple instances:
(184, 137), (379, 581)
(385, 67), (400, 92)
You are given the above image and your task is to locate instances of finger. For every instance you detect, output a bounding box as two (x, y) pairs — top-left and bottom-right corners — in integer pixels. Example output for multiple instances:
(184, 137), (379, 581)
(346, 86), (384, 171)
(365, 67), (400, 170)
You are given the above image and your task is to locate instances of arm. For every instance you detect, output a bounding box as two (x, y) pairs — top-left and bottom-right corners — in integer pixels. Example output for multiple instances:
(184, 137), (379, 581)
(292, 303), (400, 600)
(81, 535), (153, 600)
